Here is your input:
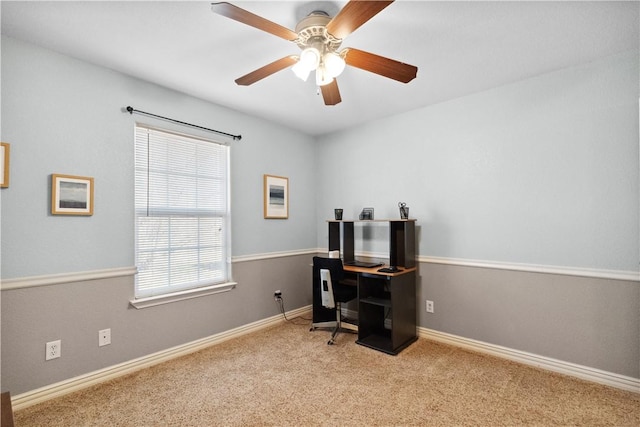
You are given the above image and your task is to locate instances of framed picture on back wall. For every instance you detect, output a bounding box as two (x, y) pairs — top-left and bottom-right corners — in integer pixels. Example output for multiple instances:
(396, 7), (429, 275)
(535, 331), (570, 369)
(264, 174), (288, 219)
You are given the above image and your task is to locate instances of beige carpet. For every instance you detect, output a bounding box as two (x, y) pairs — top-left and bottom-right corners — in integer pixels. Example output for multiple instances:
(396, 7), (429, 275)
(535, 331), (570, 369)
(15, 319), (640, 426)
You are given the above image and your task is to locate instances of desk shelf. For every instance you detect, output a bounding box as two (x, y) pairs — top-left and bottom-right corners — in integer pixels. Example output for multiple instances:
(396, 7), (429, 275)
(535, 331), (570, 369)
(357, 333), (393, 354)
(361, 296), (391, 308)
(356, 270), (416, 355)
(358, 333), (417, 355)
(328, 219), (415, 269)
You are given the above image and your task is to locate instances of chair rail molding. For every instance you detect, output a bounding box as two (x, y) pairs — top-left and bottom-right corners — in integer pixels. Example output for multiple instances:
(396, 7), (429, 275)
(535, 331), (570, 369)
(1, 266), (138, 291)
(319, 247), (639, 282)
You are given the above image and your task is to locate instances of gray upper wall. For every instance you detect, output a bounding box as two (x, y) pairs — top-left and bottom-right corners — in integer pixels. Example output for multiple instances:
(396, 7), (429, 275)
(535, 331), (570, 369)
(0, 35), (317, 280)
(316, 50), (639, 275)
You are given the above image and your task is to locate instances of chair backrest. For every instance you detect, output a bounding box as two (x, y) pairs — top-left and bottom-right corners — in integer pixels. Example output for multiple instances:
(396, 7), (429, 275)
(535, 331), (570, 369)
(313, 256), (344, 310)
(319, 269), (335, 309)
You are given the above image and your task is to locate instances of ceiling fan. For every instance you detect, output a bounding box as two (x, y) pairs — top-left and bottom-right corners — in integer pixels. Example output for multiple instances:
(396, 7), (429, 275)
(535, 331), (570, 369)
(211, 1), (418, 106)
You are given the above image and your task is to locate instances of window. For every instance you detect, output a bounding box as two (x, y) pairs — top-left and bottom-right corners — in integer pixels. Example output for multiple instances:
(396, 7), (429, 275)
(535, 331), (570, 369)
(134, 125), (231, 300)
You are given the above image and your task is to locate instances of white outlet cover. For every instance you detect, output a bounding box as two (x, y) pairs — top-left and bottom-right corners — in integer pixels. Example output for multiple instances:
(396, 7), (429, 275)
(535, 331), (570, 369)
(98, 328), (111, 347)
(46, 340), (61, 360)
(426, 300), (434, 313)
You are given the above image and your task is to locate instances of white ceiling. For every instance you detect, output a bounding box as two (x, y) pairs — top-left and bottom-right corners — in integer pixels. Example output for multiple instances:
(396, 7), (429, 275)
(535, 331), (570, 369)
(2, 1), (638, 136)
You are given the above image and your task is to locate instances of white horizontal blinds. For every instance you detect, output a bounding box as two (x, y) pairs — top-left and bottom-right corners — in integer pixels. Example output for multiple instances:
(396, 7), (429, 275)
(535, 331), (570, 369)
(135, 126), (230, 298)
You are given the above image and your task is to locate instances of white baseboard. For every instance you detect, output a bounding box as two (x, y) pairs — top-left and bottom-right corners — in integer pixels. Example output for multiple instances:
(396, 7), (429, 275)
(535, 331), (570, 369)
(11, 305), (312, 411)
(419, 327), (640, 393)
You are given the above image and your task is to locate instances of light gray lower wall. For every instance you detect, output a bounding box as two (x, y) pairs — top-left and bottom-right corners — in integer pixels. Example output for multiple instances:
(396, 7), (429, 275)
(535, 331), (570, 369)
(1, 254), (314, 395)
(3, 254), (638, 396)
(417, 263), (640, 379)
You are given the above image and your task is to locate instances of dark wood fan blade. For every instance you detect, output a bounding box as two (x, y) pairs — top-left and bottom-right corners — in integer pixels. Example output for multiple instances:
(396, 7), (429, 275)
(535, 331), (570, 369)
(344, 48), (417, 83)
(212, 2), (298, 41)
(326, 0), (394, 40)
(321, 80), (342, 105)
(235, 56), (298, 86)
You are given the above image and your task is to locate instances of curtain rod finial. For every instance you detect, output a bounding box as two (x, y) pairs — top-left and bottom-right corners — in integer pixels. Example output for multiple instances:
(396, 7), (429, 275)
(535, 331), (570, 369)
(126, 106), (134, 114)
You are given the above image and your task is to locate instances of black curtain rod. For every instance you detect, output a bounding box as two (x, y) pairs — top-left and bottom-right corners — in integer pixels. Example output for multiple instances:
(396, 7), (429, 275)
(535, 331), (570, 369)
(126, 106), (242, 141)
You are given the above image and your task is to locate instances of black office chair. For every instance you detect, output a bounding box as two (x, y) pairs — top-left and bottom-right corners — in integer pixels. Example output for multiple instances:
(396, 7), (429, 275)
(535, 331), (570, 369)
(312, 256), (358, 345)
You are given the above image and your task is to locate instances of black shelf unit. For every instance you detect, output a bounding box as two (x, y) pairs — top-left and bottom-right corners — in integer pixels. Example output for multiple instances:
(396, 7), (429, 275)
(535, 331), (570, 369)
(356, 271), (417, 355)
(326, 219), (418, 355)
(328, 219), (416, 268)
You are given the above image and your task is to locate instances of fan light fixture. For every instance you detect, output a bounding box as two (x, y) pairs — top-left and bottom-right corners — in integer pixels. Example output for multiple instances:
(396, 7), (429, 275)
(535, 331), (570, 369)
(290, 11), (346, 86)
(324, 52), (346, 77)
(292, 47), (345, 86)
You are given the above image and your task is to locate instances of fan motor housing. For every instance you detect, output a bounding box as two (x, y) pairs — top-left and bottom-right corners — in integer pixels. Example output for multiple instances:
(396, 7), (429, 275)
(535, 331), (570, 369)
(294, 11), (342, 51)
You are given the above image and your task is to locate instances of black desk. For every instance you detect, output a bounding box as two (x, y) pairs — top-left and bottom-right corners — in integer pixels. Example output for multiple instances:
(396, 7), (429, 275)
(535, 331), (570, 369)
(312, 264), (417, 355)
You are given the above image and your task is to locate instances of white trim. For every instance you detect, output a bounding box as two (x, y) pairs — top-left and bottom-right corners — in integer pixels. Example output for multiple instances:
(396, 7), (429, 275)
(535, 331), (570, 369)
(4, 249), (312, 290)
(4, 252), (636, 292)
(0, 266), (137, 291)
(0, 249), (316, 291)
(232, 249), (317, 263)
(11, 305), (313, 411)
(319, 247), (639, 282)
(419, 327), (640, 393)
(421, 256), (640, 282)
(129, 282), (238, 309)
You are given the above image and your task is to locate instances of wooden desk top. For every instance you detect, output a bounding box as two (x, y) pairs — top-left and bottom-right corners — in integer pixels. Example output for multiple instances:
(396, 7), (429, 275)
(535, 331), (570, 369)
(343, 264), (416, 277)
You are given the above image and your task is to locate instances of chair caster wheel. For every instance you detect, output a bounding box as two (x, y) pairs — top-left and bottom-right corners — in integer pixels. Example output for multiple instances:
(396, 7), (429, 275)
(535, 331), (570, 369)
(327, 340), (334, 345)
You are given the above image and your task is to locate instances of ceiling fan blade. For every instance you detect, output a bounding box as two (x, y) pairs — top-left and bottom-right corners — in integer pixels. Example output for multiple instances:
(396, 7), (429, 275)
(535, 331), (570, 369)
(211, 2), (298, 41)
(344, 48), (417, 83)
(321, 80), (342, 106)
(326, 0), (394, 40)
(235, 56), (298, 86)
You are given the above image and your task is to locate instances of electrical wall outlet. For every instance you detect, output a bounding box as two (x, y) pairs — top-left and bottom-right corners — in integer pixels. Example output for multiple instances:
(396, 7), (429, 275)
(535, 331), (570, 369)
(274, 290), (282, 300)
(99, 328), (111, 347)
(426, 300), (434, 313)
(46, 340), (61, 360)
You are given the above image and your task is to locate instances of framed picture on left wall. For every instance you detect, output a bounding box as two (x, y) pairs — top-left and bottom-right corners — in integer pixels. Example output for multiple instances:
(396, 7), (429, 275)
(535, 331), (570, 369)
(1, 142), (10, 188)
(51, 174), (94, 215)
